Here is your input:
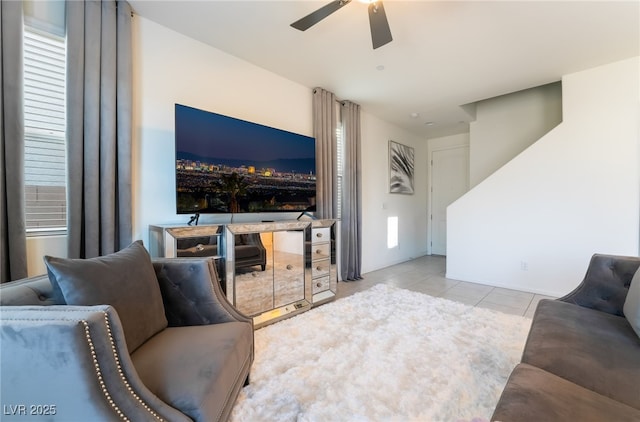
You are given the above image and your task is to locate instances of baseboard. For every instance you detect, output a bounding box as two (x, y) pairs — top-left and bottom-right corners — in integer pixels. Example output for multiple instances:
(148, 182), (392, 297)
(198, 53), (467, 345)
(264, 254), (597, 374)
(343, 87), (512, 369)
(445, 271), (563, 298)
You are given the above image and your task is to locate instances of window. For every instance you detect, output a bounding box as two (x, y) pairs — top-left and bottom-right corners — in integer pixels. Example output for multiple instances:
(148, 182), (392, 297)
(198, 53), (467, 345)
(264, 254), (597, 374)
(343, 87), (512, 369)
(336, 102), (343, 219)
(387, 216), (399, 249)
(23, 25), (67, 235)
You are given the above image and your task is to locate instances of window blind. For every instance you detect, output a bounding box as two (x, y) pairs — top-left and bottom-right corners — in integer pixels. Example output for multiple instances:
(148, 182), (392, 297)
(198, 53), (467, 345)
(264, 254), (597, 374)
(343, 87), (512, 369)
(336, 102), (344, 219)
(23, 26), (67, 234)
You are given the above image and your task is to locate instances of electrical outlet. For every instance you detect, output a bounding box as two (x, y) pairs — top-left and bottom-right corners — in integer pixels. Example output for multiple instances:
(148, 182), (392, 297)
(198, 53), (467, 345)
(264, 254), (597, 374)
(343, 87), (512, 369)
(520, 261), (528, 271)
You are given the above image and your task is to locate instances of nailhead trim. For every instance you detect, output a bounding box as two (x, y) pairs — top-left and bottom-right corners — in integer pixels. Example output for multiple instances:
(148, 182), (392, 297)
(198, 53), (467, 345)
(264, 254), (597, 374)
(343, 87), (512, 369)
(82, 313), (166, 422)
(81, 319), (129, 421)
(101, 312), (165, 422)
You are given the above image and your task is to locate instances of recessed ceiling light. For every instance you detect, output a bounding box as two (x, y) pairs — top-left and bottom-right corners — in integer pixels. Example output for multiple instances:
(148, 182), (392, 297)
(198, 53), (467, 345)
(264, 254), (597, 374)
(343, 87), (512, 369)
(376, 65), (385, 71)
(425, 122), (434, 126)
(410, 112), (419, 119)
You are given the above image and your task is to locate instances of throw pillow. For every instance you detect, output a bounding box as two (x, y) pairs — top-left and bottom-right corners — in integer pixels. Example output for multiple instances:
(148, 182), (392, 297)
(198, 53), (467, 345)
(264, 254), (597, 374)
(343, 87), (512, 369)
(44, 241), (168, 352)
(623, 266), (640, 338)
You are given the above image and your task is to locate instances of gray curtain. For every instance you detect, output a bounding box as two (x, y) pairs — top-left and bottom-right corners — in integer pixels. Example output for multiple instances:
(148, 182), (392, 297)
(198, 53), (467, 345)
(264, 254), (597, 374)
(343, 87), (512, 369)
(66, 0), (132, 259)
(0, 1), (28, 282)
(340, 101), (362, 281)
(312, 88), (337, 219)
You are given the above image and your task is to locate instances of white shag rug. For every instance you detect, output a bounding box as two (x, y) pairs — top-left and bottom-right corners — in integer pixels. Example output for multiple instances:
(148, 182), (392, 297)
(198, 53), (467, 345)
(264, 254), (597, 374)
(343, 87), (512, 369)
(230, 284), (532, 422)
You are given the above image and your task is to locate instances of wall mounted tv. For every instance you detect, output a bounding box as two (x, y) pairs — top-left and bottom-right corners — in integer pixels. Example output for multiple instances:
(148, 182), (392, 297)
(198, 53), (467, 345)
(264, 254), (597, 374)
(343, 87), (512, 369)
(175, 104), (316, 215)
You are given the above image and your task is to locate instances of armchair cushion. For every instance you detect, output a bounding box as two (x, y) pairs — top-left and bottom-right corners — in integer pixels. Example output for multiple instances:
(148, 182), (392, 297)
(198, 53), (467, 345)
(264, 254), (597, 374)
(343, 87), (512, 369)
(153, 259), (245, 327)
(44, 241), (167, 353)
(131, 322), (253, 422)
(623, 268), (640, 338)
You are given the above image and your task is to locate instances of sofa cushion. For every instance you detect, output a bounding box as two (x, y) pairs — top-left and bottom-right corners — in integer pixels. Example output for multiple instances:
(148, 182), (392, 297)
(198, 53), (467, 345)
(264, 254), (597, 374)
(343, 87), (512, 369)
(44, 241), (167, 353)
(560, 254), (640, 316)
(131, 322), (253, 422)
(623, 268), (640, 338)
(0, 275), (60, 306)
(492, 363), (640, 422)
(522, 299), (640, 409)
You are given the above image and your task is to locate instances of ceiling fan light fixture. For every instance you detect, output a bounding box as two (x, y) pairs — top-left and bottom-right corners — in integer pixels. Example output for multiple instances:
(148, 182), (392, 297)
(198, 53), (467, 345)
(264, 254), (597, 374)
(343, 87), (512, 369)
(368, 1), (392, 49)
(290, 0), (352, 31)
(291, 0), (392, 50)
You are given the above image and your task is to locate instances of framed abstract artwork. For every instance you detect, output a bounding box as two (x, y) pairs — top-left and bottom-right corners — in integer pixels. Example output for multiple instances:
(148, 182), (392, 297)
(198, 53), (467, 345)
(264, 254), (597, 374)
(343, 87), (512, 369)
(389, 140), (414, 194)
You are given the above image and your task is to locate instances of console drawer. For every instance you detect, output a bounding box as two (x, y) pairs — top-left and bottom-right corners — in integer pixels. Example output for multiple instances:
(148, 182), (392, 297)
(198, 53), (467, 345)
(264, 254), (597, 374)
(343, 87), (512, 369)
(312, 276), (330, 294)
(312, 259), (330, 279)
(311, 243), (330, 260)
(312, 227), (330, 244)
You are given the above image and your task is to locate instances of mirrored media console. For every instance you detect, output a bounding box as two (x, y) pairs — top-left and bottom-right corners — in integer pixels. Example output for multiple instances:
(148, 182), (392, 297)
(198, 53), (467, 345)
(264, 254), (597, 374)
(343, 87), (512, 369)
(149, 219), (338, 328)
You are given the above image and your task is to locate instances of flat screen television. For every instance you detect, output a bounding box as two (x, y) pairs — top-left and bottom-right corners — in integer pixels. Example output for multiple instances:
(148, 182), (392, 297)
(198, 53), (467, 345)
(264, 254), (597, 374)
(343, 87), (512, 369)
(175, 104), (316, 215)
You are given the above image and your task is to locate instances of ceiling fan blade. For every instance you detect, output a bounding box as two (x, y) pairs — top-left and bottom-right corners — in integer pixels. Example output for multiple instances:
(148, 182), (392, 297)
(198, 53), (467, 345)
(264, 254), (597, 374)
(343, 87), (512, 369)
(368, 1), (393, 49)
(290, 0), (352, 31)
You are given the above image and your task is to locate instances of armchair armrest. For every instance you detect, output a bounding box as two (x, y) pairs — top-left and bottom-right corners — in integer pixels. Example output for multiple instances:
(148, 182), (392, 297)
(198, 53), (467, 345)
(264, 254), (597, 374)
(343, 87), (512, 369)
(152, 258), (252, 327)
(0, 305), (189, 422)
(558, 253), (640, 316)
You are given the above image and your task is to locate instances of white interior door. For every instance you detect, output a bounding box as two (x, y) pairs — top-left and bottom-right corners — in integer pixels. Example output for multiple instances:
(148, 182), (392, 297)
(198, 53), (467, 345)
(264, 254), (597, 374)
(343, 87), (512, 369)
(430, 146), (469, 255)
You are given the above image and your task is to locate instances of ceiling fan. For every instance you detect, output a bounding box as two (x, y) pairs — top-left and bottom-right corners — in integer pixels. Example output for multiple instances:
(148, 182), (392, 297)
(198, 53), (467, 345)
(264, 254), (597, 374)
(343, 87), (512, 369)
(290, 0), (393, 50)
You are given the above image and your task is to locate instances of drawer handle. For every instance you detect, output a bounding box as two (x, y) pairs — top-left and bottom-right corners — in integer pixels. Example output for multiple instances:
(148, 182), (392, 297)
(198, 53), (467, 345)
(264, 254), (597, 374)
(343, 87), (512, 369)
(316, 282), (322, 288)
(316, 266), (323, 271)
(316, 232), (323, 238)
(315, 249), (322, 255)
(286, 264), (293, 270)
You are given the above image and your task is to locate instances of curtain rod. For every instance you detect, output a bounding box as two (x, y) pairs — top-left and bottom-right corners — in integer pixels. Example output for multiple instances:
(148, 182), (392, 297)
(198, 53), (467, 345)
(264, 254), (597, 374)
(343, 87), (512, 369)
(312, 87), (345, 105)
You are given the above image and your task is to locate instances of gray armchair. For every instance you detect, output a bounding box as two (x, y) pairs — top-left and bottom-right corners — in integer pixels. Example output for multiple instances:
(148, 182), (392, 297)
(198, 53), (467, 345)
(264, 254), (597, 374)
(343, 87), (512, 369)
(176, 233), (267, 271)
(233, 233), (267, 271)
(0, 257), (253, 422)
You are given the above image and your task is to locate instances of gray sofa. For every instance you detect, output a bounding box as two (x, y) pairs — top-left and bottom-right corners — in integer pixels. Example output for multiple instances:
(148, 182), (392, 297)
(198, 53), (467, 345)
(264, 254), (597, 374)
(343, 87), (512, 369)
(492, 254), (640, 421)
(0, 244), (253, 422)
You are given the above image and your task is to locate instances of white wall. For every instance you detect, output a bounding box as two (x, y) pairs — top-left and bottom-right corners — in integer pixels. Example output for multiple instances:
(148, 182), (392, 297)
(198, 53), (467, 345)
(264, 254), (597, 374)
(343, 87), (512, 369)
(447, 57), (640, 297)
(360, 111), (428, 273)
(470, 82), (563, 187)
(132, 17), (314, 245)
(428, 133), (470, 153)
(26, 235), (66, 276)
(133, 16), (430, 273)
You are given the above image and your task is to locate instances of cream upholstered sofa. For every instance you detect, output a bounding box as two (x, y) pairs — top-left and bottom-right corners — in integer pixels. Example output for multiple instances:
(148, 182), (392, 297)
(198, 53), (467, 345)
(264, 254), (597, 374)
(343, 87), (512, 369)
(0, 241), (253, 422)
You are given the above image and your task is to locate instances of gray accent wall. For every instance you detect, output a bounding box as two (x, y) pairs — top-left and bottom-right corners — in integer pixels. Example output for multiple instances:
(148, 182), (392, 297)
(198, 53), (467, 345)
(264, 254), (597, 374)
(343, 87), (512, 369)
(469, 82), (563, 187)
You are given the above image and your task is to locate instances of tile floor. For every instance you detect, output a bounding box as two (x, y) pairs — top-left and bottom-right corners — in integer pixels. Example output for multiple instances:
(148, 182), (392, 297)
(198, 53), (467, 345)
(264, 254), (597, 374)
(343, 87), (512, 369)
(336, 255), (555, 318)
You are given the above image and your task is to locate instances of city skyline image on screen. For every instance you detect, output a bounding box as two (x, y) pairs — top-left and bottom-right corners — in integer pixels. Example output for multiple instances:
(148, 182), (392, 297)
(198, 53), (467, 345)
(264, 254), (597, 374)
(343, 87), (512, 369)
(175, 104), (317, 214)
